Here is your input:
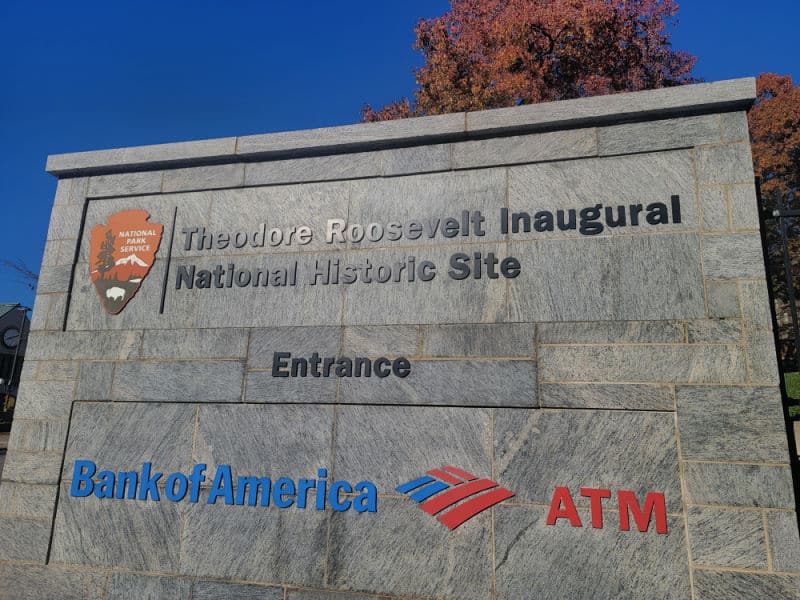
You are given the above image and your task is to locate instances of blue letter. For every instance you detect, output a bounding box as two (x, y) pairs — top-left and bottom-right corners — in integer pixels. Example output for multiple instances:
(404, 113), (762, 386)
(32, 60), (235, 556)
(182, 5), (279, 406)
(165, 473), (189, 502)
(94, 470), (116, 499)
(115, 471), (138, 499)
(208, 465), (234, 505)
(353, 481), (378, 513)
(272, 477), (296, 508)
(188, 464), (206, 503)
(138, 462), (162, 501)
(70, 460), (96, 497)
(329, 481), (352, 511)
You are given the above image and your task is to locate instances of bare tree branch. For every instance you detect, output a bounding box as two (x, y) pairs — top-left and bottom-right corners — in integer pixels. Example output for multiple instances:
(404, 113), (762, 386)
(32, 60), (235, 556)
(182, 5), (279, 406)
(2, 259), (38, 292)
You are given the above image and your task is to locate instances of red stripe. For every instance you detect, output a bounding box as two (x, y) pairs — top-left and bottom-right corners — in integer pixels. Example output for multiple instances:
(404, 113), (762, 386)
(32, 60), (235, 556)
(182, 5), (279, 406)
(437, 487), (515, 530)
(442, 466), (477, 481)
(426, 469), (464, 485)
(420, 479), (497, 515)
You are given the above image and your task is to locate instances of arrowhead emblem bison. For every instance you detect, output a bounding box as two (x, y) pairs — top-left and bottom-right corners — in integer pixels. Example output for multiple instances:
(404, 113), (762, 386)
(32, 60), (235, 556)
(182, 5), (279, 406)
(90, 209), (164, 314)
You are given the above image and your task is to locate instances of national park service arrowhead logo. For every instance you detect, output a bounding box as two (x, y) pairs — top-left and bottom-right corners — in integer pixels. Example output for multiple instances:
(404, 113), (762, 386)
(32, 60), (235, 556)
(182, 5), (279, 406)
(90, 209), (163, 314)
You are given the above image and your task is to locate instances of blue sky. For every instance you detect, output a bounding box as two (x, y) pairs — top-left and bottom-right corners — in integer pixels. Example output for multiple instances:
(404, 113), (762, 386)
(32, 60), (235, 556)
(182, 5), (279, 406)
(1, 0), (798, 307)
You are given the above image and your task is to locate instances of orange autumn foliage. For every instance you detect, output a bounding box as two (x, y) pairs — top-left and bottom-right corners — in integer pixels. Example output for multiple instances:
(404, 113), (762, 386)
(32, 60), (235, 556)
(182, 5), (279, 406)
(362, 0), (697, 120)
(749, 73), (800, 201)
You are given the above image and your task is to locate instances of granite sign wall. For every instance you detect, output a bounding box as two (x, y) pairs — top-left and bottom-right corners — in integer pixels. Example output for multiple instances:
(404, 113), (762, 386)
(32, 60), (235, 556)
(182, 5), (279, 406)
(1, 78), (799, 599)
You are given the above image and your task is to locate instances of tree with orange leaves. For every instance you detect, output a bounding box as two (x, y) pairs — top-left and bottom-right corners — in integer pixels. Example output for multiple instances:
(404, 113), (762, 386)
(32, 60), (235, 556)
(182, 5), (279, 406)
(362, 0), (697, 120)
(749, 73), (800, 202)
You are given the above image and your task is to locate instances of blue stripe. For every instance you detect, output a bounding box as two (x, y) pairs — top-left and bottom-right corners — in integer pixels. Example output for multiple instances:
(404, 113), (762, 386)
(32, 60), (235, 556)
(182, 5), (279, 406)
(409, 480), (450, 502)
(396, 475), (435, 494)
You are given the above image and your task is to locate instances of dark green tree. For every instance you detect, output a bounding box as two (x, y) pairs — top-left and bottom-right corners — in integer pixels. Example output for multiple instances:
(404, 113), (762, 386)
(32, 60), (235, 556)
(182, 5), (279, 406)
(95, 230), (116, 278)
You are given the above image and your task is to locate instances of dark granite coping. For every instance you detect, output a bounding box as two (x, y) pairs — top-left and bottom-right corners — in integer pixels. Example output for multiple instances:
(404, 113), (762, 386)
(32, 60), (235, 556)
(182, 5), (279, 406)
(45, 78), (756, 177)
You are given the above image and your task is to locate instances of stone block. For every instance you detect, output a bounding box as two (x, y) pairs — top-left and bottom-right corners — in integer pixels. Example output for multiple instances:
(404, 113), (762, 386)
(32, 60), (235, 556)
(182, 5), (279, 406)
(696, 143), (754, 185)
(699, 186), (729, 231)
(68, 177), (90, 204)
(1, 451), (62, 484)
(44, 293), (69, 330)
(494, 409), (682, 510)
(13, 379), (73, 420)
(87, 171), (163, 197)
(333, 405), (491, 490)
(540, 383), (674, 411)
(36, 265), (71, 293)
(248, 326), (342, 369)
(509, 235), (705, 322)
(112, 360), (244, 402)
(746, 329), (780, 384)
(195, 404), (333, 475)
(494, 506), (690, 600)
(342, 244), (507, 325)
(464, 78), (754, 134)
(422, 323), (535, 357)
(341, 325), (419, 357)
(193, 182), (349, 257)
(720, 111), (750, 143)
(62, 402), (195, 479)
(41, 239), (76, 269)
(244, 370), (337, 403)
(75, 361), (115, 400)
(25, 330), (142, 361)
(684, 463), (795, 508)
(33, 360), (79, 380)
(598, 114), (721, 155)
(338, 359), (536, 407)
(48, 137), (237, 175)
(381, 143), (451, 176)
(327, 497), (491, 600)
(0, 517), (51, 562)
(180, 494), (327, 586)
(539, 344), (744, 384)
(507, 150), (698, 241)
(706, 280), (740, 319)
(53, 177), (71, 206)
(686, 319), (742, 344)
(29, 293), (52, 331)
(0, 564), (107, 600)
(51, 483), (183, 571)
(676, 386), (788, 462)
(16, 420), (67, 453)
(286, 592), (381, 600)
(141, 327), (249, 359)
(79, 191), (211, 263)
(687, 507), (766, 569)
(730, 184), (760, 230)
(162, 163), (245, 192)
(65, 259), (173, 331)
(163, 253), (344, 329)
(109, 573), (192, 600)
(740, 280), (772, 330)
(0, 483), (57, 518)
(702, 233), (765, 280)
(46, 204), (83, 241)
(193, 581), (284, 600)
(244, 151), (381, 186)
(767, 510), (800, 573)
(537, 321), (684, 344)
(347, 168), (505, 250)
(453, 128), (597, 169)
(236, 112), (465, 156)
(692, 570), (800, 600)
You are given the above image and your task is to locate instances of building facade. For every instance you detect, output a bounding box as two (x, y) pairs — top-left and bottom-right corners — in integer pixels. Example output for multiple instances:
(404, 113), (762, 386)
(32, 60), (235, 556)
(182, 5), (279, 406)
(0, 78), (798, 599)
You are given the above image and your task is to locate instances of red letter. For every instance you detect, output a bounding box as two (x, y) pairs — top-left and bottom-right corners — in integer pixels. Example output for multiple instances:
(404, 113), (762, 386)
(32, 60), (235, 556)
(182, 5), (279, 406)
(618, 490), (667, 534)
(546, 486), (581, 527)
(579, 487), (611, 528)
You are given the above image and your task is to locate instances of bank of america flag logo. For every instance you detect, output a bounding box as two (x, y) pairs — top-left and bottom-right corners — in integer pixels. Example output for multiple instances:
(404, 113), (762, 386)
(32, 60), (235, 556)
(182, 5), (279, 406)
(396, 466), (514, 530)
